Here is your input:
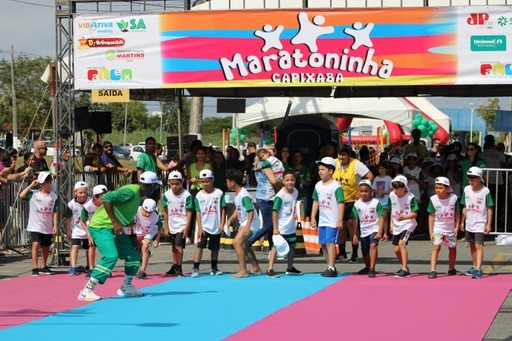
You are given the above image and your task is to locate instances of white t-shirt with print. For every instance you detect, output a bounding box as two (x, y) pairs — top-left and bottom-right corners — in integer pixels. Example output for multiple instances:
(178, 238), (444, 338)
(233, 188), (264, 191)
(388, 191), (419, 234)
(135, 207), (160, 239)
(163, 189), (194, 234)
(234, 188), (260, 233)
(67, 198), (91, 239)
(352, 198), (384, 238)
(312, 180), (344, 228)
(427, 193), (459, 233)
(273, 188), (298, 235)
(195, 189), (226, 235)
(26, 190), (59, 234)
(461, 186), (493, 233)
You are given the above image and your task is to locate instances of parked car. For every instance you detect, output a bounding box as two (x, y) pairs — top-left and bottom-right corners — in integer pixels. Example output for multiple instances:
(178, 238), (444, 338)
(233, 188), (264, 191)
(112, 145), (130, 159)
(129, 145), (145, 161)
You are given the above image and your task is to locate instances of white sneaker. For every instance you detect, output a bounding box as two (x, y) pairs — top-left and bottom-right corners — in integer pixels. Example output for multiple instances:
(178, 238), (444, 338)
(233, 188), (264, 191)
(117, 284), (144, 297)
(191, 268), (199, 278)
(77, 289), (101, 302)
(210, 268), (223, 276)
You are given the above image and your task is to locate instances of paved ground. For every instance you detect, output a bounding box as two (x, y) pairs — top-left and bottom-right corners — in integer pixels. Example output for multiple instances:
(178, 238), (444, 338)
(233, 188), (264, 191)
(1, 234), (512, 339)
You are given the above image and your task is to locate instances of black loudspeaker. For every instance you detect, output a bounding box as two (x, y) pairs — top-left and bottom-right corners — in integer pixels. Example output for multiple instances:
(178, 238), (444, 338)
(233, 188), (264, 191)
(5, 133), (12, 148)
(166, 134), (199, 160)
(74, 106), (90, 131)
(74, 107), (112, 134)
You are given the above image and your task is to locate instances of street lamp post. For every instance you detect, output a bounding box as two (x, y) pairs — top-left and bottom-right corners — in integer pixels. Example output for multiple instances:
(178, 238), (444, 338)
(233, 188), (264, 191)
(469, 102), (475, 143)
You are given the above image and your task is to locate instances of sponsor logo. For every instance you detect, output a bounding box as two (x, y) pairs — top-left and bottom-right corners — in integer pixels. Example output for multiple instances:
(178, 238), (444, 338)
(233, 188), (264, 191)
(467, 13), (491, 27)
(77, 37), (125, 49)
(78, 21), (114, 34)
(87, 68), (133, 82)
(219, 12), (393, 84)
(117, 18), (147, 32)
(105, 49), (145, 61)
(470, 35), (506, 51)
(480, 62), (512, 77)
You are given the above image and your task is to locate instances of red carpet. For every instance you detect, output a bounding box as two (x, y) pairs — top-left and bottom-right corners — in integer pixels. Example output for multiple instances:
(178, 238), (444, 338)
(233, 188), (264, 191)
(0, 271), (169, 330)
(228, 273), (512, 341)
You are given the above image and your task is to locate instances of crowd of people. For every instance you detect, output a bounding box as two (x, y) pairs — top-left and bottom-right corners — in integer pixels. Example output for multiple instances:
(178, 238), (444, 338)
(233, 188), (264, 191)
(5, 130), (511, 301)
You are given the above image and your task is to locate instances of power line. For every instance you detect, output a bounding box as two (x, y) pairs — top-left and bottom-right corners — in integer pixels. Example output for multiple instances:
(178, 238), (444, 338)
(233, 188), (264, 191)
(7, 0), (54, 8)
(0, 49), (51, 59)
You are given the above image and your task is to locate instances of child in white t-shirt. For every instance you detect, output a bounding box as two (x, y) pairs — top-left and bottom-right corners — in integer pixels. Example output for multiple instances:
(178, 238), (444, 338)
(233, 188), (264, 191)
(427, 177), (460, 279)
(80, 184), (108, 277)
(20, 172), (60, 276)
(191, 169), (226, 278)
(226, 169), (261, 278)
(311, 157), (345, 278)
(372, 162), (392, 240)
(65, 181), (91, 276)
(460, 167), (494, 279)
(351, 180), (384, 278)
(388, 175), (419, 279)
(135, 198), (163, 280)
(163, 171), (194, 277)
(266, 171), (302, 278)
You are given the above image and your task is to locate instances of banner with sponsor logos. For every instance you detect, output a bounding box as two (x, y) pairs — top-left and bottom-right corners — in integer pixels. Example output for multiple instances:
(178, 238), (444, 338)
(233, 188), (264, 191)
(73, 7), (512, 90)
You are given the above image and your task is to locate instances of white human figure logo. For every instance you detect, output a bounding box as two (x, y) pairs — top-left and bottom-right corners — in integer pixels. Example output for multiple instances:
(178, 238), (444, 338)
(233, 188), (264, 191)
(343, 22), (374, 50)
(255, 24), (284, 52)
(291, 12), (334, 53)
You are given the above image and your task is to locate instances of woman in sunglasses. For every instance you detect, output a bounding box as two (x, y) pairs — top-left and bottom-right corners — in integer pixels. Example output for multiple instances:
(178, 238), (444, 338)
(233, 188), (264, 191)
(459, 143), (486, 196)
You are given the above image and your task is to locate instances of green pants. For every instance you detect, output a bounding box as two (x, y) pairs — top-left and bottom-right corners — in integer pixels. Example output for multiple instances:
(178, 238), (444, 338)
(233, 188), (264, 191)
(89, 228), (141, 284)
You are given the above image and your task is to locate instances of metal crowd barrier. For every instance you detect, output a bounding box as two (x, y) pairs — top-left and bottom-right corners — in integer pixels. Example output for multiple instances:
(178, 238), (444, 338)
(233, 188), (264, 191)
(481, 167), (511, 235)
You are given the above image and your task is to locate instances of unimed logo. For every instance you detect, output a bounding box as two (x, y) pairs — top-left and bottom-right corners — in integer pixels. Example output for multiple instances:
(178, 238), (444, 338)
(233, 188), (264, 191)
(87, 68), (133, 81)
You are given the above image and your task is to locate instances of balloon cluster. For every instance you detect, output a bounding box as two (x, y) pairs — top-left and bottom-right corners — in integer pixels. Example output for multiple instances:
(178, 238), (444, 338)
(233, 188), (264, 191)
(230, 127), (248, 145)
(412, 114), (438, 138)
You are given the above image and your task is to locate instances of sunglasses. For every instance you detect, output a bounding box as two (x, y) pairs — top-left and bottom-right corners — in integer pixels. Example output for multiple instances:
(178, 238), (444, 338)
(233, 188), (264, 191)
(466, 148), (475, 151)
(392, 183), (405, 189)
(467, 175), (479, 180)
(104, 145), (112, 149)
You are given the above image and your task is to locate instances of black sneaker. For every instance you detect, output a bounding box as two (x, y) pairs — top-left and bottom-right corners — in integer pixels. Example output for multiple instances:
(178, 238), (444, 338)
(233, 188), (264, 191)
(428, 271), (437, 279)
(31, 268), (39, 276)
(394, 269), (410, 279)
(321, 268), (338, 278)
(266, 269), (280, 278)
(176, 269), (184, 277)
(348, 257), (358, 263)
(447, 268), (460, 276)
(165, 265), (177, 277)
(285, 267), (303, 276)
(357, 267), (369, 275)
(394, 268), (402, 275)
(336, 252), (348, 261)
(39, 266), (54, 275)
(368, 268), (376, 278)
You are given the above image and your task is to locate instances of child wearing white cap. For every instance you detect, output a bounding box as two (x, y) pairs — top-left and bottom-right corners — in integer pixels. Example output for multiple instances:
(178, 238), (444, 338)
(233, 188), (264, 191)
(65, 181), (92, 276)
(460, 166), (494, 279)
(20, 172), (60, 276)
(162, 171), (194, 277)
(134, 198), (163, 280)
(427, 177), (461, 279)
(80, 185), (108, 277)
(350, 180), (384, 278)
(191, 169), (227, 277)
(388, 175), (419, 278)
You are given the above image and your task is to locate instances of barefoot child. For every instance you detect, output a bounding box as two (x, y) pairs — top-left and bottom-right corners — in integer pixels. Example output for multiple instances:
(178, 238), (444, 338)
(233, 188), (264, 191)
(191, 169), (226, 277)
(311, 157), (344, 278)
(65, 181), (91, 276)
(80, 185), (108, 277)
(351, 179), (384, 278)
(460, 167), (494, 279)
(266, 170), (303, 278)
(20, 171), (60, 276)
(388, 175), (419, 278)
(225, 169), (262, 278)
(163, 171), (194, 277)
(427, 177), (460, 279)
(135, 198), (163, 279)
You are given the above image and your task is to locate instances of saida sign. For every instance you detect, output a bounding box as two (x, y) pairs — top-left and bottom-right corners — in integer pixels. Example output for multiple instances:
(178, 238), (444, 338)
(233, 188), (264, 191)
(92, 89), (129, 103)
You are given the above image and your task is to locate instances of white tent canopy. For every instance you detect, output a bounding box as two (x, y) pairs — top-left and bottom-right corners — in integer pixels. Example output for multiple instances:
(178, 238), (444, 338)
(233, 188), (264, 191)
(237, 97), (421, 128)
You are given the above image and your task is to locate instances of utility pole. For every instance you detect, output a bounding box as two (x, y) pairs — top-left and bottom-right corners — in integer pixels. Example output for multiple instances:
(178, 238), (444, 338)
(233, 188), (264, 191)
(189, 96), (203, 141)
(10, 45), (17, 149)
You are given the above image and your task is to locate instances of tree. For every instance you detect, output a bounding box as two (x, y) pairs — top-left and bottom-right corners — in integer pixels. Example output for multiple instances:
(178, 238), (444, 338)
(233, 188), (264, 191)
(0, 56), (52, 137)
(161, 98), (191, 135)
(476, 98), (500, 131)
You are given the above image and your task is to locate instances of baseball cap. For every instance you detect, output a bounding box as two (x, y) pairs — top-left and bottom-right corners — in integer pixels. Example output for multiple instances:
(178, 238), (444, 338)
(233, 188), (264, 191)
(272, 234), (290, 257)
(435, 176), (453, 192)
(74, 181), (88, 191)
(467, 166), (483, 180)
(359, 179), (372, 188)
(142, 198), (157, 213)
(389, 157), (401, 165)
(423, 157), (435, 164)
(139, 171), (162, 185)
(446, 154), (458, 161)
(37, 171), (52, 184)
(168, 171), (183, 181)
(391, 175), (410, 192)
(316, 156), (336, 168)
(199, 169), (214, 179)
(92, 185), (108, 196)
(406, 152), (418, 159)
(430, 162), (443, 170)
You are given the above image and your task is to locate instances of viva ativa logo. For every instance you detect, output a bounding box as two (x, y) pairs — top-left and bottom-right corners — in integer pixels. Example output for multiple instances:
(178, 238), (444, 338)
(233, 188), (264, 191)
(219, 12), (393, 84)
(116, 18), (147, 32)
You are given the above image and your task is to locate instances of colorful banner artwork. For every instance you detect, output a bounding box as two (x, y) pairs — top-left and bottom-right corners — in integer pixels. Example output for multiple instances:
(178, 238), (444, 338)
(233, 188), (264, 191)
(74, 7), (512, 90)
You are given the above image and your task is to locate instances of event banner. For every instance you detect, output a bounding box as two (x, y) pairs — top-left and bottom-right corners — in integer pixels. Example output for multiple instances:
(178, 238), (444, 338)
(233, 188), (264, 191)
(74, 7), (512, 90)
